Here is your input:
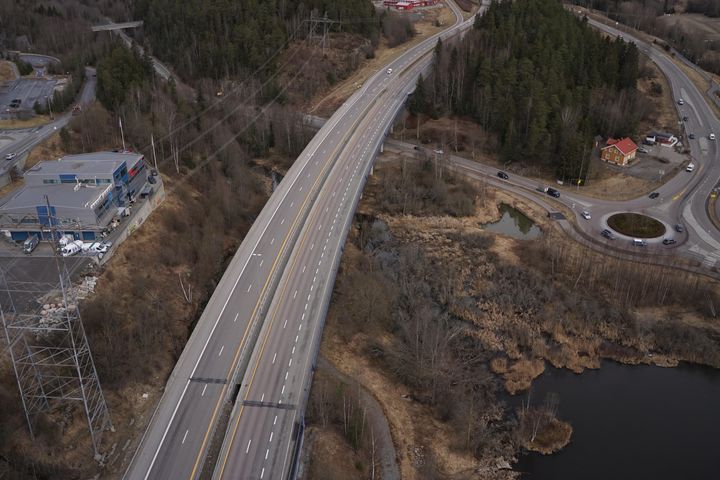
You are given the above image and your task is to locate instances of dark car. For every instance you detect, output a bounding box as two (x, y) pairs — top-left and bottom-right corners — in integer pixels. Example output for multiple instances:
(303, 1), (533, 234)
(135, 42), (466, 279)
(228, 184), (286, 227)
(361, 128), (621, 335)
(682, 116), (689, 122)
(601, 229), (616, 240)
(649, 192), (660, 199)
(689, 133), (696, 139)
(662, 238), (677, 245)
(546, 187), (560, 198)
(497, 171), (509, 180)
(675, 224), (685, 233)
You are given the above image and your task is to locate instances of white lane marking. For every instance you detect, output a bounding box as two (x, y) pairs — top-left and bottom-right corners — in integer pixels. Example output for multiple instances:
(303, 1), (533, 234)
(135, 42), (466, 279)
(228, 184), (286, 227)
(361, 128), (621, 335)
(272, 352), (277, 364)
(246, 439), (252, 453)
(285, 371), (289, 380)
(259, 259), (264, 267)
(270, 237), (275, 246)
(280, 218), (285, 225)
(261, 393), (265, 402)
(201, 384), (208, 396)
(281, 385), (285, 395)
(295, 335), (299, 343)
(310, 285), (314, 292)
(234, 313), (239, 323)
(292, 346), (295, 354)
(299, 186), (303, 192)
(265, 448), (270, 460)
(274, 415), (278, 425)
(303, 265), (307, 272)
(289, 359), (293, 367)
(301, 313), (305, 320)
(290, 201), (294, 207)
(293, 290), (298, 299)
(283, 319), (288, 329)
(298, 324), (302, 332)
(316, 268), (319, 274)
(218, 346), (224, 356)
(310, 243), (314, 250)
(182, 429), (189, 444)
(270, 431), (274, 442)
(247, 284), (252, 293)
(261, 467), (265, 479)
(307, 294), (311, 301)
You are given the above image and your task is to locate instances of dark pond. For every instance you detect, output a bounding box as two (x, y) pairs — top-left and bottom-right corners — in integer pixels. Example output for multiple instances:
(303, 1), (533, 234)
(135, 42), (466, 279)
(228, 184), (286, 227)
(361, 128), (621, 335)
(482, 204), (541, 240)
(515, 361), (720, 479)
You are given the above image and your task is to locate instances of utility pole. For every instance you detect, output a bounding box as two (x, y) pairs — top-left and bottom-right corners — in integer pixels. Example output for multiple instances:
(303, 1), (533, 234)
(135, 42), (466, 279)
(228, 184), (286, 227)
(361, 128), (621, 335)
(119, 116), (126, 151)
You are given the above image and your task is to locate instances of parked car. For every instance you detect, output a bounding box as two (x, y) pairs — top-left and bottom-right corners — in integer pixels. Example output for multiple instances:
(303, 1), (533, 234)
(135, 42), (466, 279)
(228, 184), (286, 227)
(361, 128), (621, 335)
(633, 238), (648, 247)
(22, 234), (39, 254)
(649, 192), (660, 199)
(601, 229), (616, 240)
(497, 171), (509, 180)
(4, 153), (16, 161)
(675, 224), (685, 233)
(689, 133), (696, 139)
(89, 242), (109, 254)
(637, 147), (650, 154)
(60, 240), (83, 257)
(662, 238), (677, 245)
(686, 163), (695, 172)
(546, 187), (560, 198)
(581, 210), (591, 220)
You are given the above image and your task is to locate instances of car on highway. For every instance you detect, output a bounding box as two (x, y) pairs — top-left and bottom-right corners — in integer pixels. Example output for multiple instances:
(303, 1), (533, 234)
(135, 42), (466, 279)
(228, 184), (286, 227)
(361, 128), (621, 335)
(682, 115), (689, 121)
(689, 133), (696, 139)
(662, 238), (677, 245)
(686, 163), (695, 172)
(497, 171), (509, 180)
(601, 229), (616, 240)
(677, 98), (684, 105)
(710, 133), (716, 141)
(386, 68), (392, 74)
(546, 187), (560, 198)
(581, 210), (591, 220)
(633, 238), (648, 247)
(649, 191), (660, 199)
(675, 224), (685, 233)
(4, 153), (16, 161)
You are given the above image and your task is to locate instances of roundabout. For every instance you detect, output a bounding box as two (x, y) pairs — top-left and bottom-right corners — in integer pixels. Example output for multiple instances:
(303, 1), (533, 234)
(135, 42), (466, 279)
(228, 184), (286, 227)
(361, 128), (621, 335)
(606, 213), (666, 239)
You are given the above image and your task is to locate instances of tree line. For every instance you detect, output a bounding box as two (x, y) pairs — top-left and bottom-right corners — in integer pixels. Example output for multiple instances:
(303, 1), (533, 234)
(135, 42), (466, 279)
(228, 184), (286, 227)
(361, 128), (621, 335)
(132, 0), (377, 80)
(409, 0), (642, 180)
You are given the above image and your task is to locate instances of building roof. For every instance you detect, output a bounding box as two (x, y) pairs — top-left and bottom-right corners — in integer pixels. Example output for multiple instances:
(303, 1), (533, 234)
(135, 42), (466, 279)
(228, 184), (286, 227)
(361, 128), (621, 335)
(0, 183), (111, 211)
(25, 151), (144, 177)
(603, 137), (637, 155)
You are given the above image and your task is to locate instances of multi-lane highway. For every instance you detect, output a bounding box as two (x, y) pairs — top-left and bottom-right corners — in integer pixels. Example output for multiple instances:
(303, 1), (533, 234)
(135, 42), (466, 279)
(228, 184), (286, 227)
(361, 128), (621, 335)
(124, 2), (479, 479)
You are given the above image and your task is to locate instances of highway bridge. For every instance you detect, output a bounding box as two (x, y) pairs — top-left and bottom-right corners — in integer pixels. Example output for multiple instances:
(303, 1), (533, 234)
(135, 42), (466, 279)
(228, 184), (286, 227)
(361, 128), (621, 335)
(124, 2), (479, 479)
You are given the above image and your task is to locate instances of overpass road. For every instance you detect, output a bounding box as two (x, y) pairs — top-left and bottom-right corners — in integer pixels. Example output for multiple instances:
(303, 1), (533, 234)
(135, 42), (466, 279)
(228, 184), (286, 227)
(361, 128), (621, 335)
(124, 3), (479, 479)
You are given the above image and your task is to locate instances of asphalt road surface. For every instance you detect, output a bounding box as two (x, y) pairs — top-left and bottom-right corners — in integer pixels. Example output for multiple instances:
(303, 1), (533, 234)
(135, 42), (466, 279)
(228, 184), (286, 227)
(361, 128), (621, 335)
(124, 2), (478, 479)
(0, 77), (57, 114)
(0, 67), (96, 176)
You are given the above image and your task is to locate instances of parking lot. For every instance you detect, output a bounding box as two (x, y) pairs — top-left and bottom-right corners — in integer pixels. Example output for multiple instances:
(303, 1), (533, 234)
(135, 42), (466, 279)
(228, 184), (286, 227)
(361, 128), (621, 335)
(625, 144), (688, 181)
(0, 77), (57, 117)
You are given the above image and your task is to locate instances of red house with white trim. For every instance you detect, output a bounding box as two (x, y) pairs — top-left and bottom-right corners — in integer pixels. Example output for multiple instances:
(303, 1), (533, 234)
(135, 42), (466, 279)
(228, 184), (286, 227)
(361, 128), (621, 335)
(600, 137), (638, 166)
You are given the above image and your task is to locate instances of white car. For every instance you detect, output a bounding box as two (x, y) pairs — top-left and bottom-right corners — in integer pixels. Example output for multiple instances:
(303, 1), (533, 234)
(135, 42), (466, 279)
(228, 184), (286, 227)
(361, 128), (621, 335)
(4, 153), (16, 161)
(386, 68), (392, 75)
(710, 133), (716, 141)
(89, 241), (111, 254)
(686, 163), (695, 172)
(677, 98), (684, 105)
(581, 211), (591, 220)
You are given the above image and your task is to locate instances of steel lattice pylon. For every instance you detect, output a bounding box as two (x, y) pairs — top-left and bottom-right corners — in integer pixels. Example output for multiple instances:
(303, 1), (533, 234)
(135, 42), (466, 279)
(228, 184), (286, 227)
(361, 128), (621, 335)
(0, 196), (111, 457)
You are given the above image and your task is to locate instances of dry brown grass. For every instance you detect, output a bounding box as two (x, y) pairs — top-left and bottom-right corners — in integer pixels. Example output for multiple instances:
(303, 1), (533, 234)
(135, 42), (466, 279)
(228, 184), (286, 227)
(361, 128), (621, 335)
(0, 115), (52, 129)
(0, 60), (17, 82)
(523, 417), (573, 455)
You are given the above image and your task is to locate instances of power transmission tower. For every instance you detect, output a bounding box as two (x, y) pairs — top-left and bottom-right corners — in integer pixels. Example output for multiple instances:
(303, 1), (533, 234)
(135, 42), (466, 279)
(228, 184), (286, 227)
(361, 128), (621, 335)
(308, 11), (342, 55)
(0, 196), (111, 458)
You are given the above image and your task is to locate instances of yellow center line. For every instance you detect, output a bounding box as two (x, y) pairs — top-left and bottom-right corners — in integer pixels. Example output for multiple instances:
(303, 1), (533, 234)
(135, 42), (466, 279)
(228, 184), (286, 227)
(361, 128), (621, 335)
(213, 105), (376, 479)
(187, 94), (379, 479)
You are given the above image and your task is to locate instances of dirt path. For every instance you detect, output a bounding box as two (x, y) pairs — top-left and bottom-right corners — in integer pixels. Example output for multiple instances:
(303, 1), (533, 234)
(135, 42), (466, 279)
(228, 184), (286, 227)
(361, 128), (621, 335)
(316, 355), (401, 480)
